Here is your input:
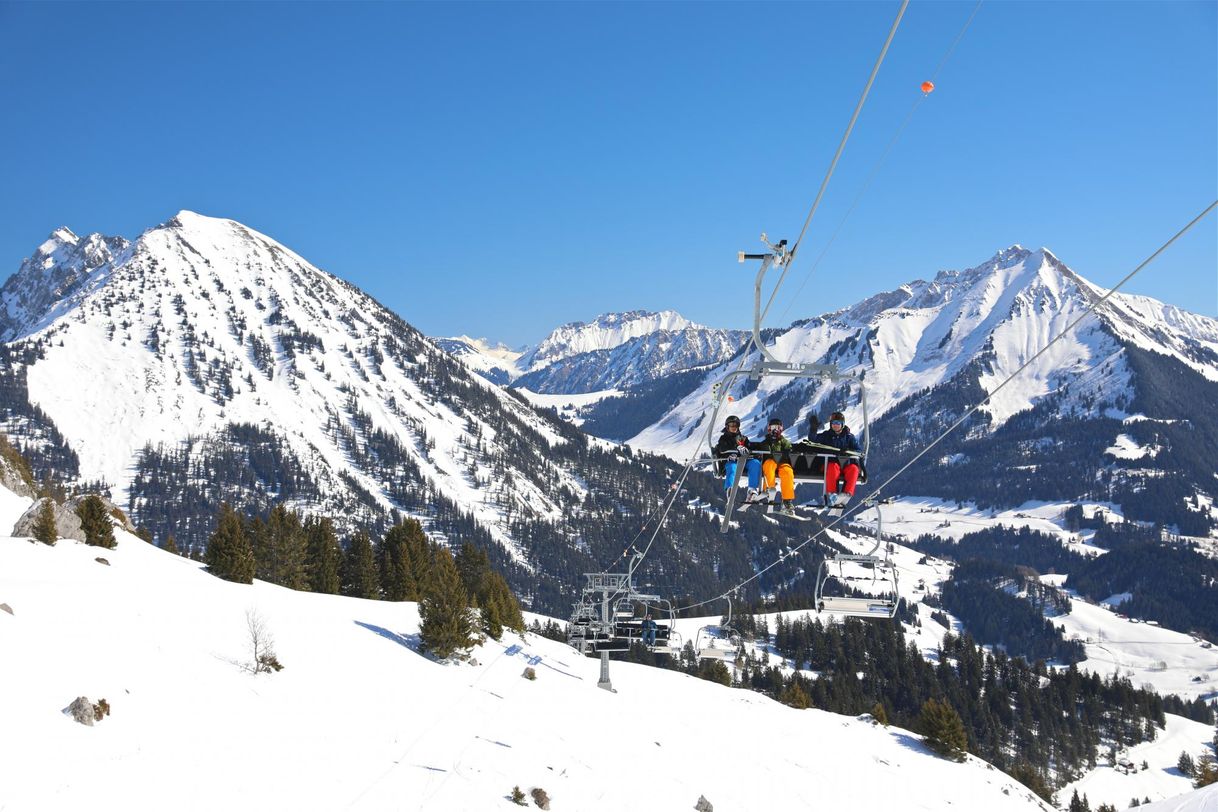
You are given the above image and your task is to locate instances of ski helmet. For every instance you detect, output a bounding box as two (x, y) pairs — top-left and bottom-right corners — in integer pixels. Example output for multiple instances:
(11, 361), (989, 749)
(768, 417), (783, 427)
(726, 415), (741, 426)
(830, 411), (845, 423)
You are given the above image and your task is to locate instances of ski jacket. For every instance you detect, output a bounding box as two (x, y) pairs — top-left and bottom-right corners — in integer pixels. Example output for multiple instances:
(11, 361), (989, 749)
(815, 427), (861, 457)
(754, 434), (793, 465)
(714, 430), (751, 458)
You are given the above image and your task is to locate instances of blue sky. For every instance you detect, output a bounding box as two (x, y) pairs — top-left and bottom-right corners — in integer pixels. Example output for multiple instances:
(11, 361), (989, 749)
(1, 1), (1214, 347)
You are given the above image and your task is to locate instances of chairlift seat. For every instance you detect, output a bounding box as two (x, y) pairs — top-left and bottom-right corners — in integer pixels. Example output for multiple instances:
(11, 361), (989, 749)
(816, 596), (897, 618)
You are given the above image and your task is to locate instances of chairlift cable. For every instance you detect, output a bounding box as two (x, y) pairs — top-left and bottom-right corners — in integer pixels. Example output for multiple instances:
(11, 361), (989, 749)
(760, 0), (909, 326)
(666, 200), (1218, 614)
(777, 2), (985, 326)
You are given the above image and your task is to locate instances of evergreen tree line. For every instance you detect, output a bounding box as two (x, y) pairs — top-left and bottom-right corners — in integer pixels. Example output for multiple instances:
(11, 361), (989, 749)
(913, 525), (1218, 642)
(202, 503), (525, 650)
(934, 559), (1086, 665)
(621, 614), (1213, 799)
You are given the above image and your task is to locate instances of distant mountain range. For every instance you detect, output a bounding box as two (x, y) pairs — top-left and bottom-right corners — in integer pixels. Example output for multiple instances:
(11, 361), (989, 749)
(442, 246), (1217, 536)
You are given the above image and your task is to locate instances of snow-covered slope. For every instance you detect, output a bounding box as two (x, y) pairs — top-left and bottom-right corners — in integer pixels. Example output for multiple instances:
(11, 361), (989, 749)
(0, 520), (1056, 812)
(629, 247), (1218, 488)
(0, 213), (686, 580)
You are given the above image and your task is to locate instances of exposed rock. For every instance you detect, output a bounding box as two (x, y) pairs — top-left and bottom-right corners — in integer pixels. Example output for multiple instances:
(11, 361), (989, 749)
(94, 557), (110, 566)
(0, 602), (12, 615)
(0, 453), (36, 499)
(694, 795), (714, 812)
(522, 667), (537, 680)
(12, 494), (135, 542)
(65, 696), (95, 726)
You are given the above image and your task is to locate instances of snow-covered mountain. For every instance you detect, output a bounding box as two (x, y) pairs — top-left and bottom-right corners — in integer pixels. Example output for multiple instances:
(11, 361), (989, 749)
(430, 335), (523, 385)
(635, 245), (1218, 453)
(513, 323), (747, 394)
(518, 309), (697, 372)
(629, 246), (1218, 532)
(0, 212), (776, 612)
(436, 310), (746, 396)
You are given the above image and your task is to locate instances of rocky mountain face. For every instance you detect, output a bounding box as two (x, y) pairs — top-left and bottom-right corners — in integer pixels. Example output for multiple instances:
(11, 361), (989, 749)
(0, 212), (806, 613)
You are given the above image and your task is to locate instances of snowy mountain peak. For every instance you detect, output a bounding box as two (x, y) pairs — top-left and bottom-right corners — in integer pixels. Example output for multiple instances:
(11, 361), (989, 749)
(519, 309), (700, 372)
(631, 245), (1218, 459)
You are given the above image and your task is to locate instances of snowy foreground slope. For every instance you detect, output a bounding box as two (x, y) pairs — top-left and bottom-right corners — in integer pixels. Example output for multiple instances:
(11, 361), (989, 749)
(0, 531), (1052, 811)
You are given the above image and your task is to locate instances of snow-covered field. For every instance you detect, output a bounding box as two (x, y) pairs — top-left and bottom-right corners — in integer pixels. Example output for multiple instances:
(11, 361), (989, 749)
(851, 496), (1118, 555)
(513, 387), (620, 425)
(1047, 581), (1218, 702)
(1058, 714), (1216, 811)
(0, 496), (1056, 812)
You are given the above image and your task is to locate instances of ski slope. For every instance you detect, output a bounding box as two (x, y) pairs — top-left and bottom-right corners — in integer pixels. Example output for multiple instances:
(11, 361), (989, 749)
(0, 493), (1055, 812)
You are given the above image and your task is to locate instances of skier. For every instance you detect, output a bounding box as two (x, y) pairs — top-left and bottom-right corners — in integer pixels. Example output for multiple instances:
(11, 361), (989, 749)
(756, 417), (796, 515)
(714, 415), (761, 500)
(641, 613), (657, 647)
(816, 411), (862, 506)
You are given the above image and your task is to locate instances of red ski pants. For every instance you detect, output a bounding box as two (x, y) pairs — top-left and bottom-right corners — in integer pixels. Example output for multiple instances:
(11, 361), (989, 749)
(825, 460), (860, 495)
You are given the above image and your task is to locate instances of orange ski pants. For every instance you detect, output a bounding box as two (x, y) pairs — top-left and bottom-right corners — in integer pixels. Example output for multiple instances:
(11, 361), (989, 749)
(762, 459), (795, 501)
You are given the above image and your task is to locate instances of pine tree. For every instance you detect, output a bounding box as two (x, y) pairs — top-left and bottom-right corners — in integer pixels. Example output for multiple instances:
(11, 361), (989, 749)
(305, 516), (342, 594)
(265, 505), (307, 589)
(341, 530), (380, 599)
(163, 534), (180, 555)
(871, 701), (890, 726)
(418, 547), (475, 660)
(1178, 750), (1195, 776)
(780, 678), (811, 709)
(33, 498), (57, 546)
(76, 495), (116, 549)
(135, 525), (154, 544)
(205, 504), (255, 584)
(1068, 789), (1091, 812)
(379, 524), (418, 601)
(919, 697), (969, 761)
(1195, 753), (1218, 788)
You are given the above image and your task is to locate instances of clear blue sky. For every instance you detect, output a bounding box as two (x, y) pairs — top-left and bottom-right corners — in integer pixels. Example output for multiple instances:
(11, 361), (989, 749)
(1, 1), (1214, 347)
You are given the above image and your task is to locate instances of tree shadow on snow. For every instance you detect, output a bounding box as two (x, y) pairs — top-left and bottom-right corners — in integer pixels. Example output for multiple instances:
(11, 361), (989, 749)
(354, 620), (421, 652)
(889, 730), (933, 757)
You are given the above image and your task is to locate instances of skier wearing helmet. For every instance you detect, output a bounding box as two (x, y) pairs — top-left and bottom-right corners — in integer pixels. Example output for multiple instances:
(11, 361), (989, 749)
(815, 411), (862, 507)
(713, 415), (761, 499)
(755, 417), (796, 515)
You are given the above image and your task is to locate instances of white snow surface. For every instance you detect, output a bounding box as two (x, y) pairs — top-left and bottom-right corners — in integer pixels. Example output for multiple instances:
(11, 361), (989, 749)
(1136, 785), (1218, 812)
(0, 523), (1056, 812)
(513, 387), (621, 425)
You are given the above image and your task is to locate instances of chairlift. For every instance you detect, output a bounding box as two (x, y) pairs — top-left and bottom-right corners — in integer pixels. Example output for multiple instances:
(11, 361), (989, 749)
(813, 503), (899, 619)
(709, 234), (872, 529)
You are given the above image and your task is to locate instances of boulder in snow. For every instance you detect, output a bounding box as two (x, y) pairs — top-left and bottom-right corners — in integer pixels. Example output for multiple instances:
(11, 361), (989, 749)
(13, 495), (136, 542)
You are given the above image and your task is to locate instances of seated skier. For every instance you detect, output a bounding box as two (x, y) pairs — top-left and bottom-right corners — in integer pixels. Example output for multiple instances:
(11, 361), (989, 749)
(815, 411), (862, 507)
(755, 417), (796, 516)
(641, 614), (657, 647)
(713, 415), (761, 500)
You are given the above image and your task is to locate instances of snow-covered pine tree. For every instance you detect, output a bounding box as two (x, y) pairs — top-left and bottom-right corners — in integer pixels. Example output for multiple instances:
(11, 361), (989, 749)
(305, 516), (341, 594)
(33, 498), (57, 545)
(341, 530), (380, 599)
(76, 495), (116, 549)
(205, 503), (255, 584)
(418, 547), (474, 660)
